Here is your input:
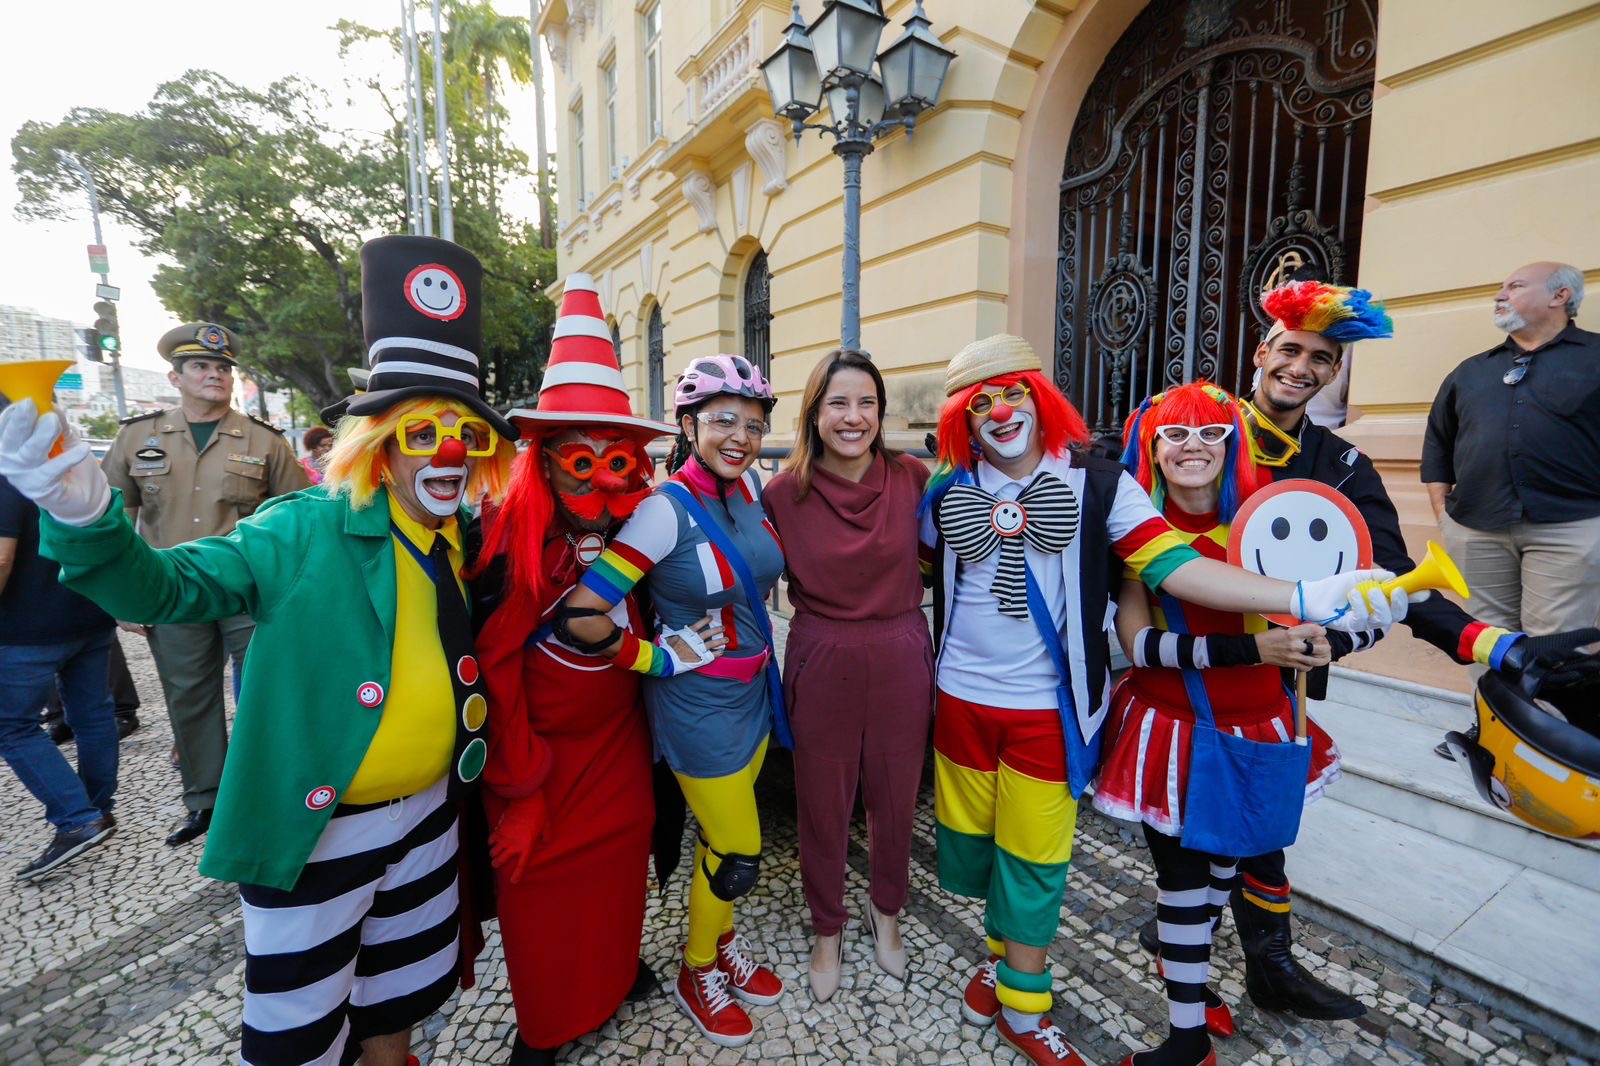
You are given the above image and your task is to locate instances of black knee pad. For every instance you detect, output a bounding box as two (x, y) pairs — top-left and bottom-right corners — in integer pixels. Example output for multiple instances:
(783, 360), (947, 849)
(701, 840), (760, 902)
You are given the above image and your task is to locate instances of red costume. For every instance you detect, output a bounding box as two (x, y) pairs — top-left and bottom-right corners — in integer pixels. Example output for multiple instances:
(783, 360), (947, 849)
(472, 274), (678, 1059)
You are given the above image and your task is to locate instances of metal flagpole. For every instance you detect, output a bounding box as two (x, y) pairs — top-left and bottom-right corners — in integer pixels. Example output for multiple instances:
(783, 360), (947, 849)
(408, 0), (433, 236)
(400, 0), (420, 232)
(430, 0), (455, 241)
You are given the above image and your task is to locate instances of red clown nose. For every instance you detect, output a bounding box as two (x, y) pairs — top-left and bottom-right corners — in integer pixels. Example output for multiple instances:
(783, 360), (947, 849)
(434, 437), (468, 466)
(990, 403), (1015, 423)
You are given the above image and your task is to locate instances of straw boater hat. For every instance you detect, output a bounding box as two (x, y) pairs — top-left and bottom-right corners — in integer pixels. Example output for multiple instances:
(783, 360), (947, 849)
(945, 333), (1043, 395)
(324, 234), (517, 440)
(507, 273), (676, 439)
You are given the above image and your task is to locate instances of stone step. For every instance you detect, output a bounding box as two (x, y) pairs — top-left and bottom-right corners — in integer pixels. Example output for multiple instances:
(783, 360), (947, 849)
(1313, 686), (1600, 889)
(1293, 795), (1600, 1048)
(1320, 663), (1473, 730)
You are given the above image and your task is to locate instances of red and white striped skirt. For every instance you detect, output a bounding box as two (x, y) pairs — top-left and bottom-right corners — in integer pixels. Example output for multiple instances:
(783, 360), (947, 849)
(1091, 678), (1341, 835)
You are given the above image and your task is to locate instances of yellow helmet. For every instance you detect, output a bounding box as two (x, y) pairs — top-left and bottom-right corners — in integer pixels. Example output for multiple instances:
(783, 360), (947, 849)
(1446, 653), (1600, 840)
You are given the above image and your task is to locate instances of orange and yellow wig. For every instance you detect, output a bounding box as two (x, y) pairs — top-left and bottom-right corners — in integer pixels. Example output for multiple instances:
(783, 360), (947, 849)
(321, 396), (515, 511)
(921, 370), (1089, 513)
(1119, 382), (1263, 523)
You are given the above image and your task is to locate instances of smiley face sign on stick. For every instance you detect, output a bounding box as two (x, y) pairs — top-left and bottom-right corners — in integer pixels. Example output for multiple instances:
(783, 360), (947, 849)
(1227, 479), (1372, 626)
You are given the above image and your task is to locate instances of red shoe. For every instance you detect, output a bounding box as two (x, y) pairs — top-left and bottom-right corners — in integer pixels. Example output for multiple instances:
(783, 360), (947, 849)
(406, 1058), (419, 1066)
(1156, 953), (1234, 1038)
(961, 955), (1001, 1026)
(996, 1014), (1090, 1065)
(1117, 1050), (1217, 1066)
(715, 930), (784, 1005)
(674, 960), (754, 1047)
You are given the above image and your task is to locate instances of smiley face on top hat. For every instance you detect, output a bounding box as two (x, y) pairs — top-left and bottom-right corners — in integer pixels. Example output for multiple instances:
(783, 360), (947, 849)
(333, 234), (517, 441)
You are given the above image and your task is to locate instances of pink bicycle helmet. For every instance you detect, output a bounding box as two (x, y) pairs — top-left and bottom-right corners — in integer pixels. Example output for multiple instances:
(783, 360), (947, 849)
(673, 354), (775, 411)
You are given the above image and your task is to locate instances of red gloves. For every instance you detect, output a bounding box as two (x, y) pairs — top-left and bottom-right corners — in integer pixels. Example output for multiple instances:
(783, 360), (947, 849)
(489, 792), (549, 884)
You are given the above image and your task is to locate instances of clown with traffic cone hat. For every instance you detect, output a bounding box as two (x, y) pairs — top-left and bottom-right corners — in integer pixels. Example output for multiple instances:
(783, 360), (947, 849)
(471, 272), (675, 1061)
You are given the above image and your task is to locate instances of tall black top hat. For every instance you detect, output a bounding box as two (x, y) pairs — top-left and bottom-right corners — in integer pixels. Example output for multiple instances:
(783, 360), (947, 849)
(330, 235), (517, 440)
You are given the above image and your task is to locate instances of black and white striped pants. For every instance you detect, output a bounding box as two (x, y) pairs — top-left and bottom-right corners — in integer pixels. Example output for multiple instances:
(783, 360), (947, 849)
(238, 775), (460, 1066)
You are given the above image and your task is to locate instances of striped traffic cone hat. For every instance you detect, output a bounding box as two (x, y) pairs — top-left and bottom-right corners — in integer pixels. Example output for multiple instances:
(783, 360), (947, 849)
(508, 273), (676, 438)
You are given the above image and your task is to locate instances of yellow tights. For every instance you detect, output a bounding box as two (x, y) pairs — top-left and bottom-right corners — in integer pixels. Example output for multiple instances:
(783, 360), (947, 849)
(674, 737), (769, 967)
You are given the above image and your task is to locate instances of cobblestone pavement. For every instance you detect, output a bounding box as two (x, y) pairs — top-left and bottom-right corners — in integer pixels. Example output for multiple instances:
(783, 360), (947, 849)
(1, 632), (1594, 1066)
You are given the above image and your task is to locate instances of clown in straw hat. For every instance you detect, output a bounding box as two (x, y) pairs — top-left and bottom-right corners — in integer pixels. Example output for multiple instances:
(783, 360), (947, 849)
(469, 272), (675, 1064)
(915, 334), (1400, 1064)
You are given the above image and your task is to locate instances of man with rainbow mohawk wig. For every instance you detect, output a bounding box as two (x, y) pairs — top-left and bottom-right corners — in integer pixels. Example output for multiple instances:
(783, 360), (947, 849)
(917, 334), (1396, 1066)
(0, 235), (518, 1066)
(1114, 278), (1598, 1027)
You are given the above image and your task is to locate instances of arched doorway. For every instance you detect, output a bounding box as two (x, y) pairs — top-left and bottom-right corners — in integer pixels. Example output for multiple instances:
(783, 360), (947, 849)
(1054, 0), (1378, 433)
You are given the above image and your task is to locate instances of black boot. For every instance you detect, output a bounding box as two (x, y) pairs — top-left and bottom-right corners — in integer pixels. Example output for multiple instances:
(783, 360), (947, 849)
(507, 1034), (558, 1065)
(1230, 886), (1364, 1020)
(1137, 914), (1160, 955)
(625, 955), (660, 1003)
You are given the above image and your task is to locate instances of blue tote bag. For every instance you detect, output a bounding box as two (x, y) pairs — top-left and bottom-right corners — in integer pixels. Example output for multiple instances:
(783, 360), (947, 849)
(1160, 595), (1310, 858)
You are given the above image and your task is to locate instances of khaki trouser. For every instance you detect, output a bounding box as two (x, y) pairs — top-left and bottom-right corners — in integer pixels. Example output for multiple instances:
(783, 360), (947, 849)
(1438, 512), (1600, 635)
(146, 615), (254, 812)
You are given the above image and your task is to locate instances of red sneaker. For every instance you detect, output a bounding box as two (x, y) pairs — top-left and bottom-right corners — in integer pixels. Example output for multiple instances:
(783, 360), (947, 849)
(961, 955), (1001, 1026)
(674, 960), (754, 1048)
(996, 1014), (1090, 1065)
(716, 930), (784, 1005)
(1155, 953), (1234, 1037)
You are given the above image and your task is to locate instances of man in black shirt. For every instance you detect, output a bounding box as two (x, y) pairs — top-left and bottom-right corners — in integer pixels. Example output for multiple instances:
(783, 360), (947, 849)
(1422, 263), (1600, 692)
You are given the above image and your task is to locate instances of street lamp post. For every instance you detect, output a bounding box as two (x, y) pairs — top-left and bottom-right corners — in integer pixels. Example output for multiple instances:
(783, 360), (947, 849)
(761, 0), (954, 352)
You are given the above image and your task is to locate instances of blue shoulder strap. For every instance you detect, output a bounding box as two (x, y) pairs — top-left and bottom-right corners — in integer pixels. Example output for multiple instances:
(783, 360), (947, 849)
(1156, 594), (1217, 729)
(1021, 561), (1098, 797)
(658, 480), (793, 749)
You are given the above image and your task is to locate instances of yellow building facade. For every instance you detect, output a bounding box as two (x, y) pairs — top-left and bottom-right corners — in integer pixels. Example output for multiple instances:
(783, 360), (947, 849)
(540, 0), (1600, 686)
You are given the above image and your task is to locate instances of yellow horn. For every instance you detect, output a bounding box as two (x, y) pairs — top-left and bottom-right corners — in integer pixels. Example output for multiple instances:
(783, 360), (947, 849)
(1380, 540), (1471, 600)
(0, 359), (74, 458)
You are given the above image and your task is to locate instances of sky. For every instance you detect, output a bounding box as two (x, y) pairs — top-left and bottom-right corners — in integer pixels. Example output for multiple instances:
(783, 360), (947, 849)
(1, 0), (543, 375)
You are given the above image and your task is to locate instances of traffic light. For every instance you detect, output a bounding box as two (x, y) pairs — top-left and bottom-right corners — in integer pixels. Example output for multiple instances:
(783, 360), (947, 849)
(76, 326), (104, 363)
(92, 300), (121, 357)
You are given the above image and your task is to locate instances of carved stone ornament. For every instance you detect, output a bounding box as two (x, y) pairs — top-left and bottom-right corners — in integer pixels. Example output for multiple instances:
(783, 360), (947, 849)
(744, 118), (789, 194)
(682, 170), (718, 234)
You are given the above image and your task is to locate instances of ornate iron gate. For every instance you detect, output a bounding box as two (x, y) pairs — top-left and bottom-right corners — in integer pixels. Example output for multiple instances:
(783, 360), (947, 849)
(1055, 0), (1377, 433)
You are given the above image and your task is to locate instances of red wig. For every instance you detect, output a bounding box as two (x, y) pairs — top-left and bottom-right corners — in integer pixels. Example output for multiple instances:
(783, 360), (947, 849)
(934, 370), (1089, 471)
(1120, 381), (1263, 521)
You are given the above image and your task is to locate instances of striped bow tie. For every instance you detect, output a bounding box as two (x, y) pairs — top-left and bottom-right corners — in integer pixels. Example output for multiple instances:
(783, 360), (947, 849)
(938, 472), (1080, 619)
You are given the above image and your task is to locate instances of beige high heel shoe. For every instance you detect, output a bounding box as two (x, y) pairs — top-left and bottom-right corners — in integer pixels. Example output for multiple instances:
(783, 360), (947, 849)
(808, 928), (845, 1002)
(861, 890), (908, 979)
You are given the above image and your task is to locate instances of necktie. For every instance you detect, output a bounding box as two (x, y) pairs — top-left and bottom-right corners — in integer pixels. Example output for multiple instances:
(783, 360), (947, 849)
(936, 471), (1079, 618)
(425, 533), (489, 793)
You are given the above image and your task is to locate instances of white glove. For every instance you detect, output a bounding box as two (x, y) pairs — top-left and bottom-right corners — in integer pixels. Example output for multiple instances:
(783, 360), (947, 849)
(657, 624), (715, 674)
(1291, 569), (1398, 634)
(0, 400), (113, 527)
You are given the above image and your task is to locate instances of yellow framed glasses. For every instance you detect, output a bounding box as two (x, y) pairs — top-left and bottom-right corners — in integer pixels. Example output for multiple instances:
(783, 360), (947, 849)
(1239, 399), (1301, 468)
(396, 414), (496, 458)
(967, 383), (1031, 416)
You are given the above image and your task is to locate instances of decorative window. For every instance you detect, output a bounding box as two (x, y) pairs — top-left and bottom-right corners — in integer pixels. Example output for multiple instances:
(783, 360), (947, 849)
(603, 62), (619, 178)
(743, 250), (772, 378)
(572, 102), (586, 205)
(643, 4), (663, 141)
(610, 318), (623, 364)
(647, 305), (665, 421)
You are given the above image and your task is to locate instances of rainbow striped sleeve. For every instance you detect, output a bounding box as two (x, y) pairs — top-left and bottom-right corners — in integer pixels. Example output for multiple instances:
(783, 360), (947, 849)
(1458, 621), (1521, 667)
(1115, 516), (1202, 591)
(1106, 472), (1201, 591)
(614, 631), (674, 677)
(579, 542), (655, 605)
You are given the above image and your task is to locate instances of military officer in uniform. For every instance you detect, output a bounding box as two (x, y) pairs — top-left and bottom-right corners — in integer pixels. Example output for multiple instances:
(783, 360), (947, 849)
(102, 323), (308, 845)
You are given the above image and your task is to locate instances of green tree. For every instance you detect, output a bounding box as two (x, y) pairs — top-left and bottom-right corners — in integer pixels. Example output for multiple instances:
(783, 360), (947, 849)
(78, 411), (121, 439)
(13, 1), (555, 411)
